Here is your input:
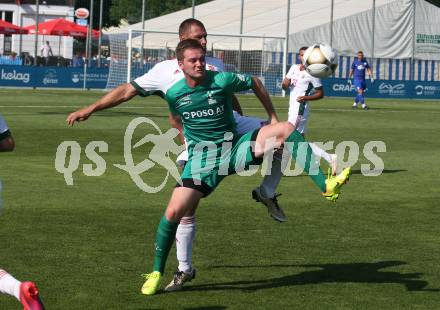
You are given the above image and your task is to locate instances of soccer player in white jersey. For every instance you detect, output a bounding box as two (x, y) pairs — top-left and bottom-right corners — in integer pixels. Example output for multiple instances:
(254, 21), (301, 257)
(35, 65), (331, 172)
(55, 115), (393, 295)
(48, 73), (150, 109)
(240, 46), (339, 234)
(282, 46), (337, 169)
(250, 47), (339, 240)
(0, 114), (15, 152)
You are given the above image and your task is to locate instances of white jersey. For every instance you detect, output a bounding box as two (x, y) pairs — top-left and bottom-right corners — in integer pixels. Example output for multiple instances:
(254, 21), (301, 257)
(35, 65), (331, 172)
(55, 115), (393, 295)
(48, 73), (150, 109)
(132, 56), (224, 97)
(40, 44), (52, 57)
(285, 64), (322, 134)
(0, 114), (9, 135)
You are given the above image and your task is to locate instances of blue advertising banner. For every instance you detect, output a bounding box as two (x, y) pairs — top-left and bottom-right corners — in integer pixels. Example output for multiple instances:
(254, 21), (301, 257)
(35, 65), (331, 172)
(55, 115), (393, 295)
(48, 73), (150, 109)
(321, 78), (440, 99)
(0, 66), (109, 89)
(1, 65), (438, 99)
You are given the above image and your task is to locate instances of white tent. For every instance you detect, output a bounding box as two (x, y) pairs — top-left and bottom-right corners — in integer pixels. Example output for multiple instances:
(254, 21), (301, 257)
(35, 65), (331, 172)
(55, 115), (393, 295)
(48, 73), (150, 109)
(106, 0), (396, 51)
(105, 0), (440, 60)
(287, 0), (440, 60)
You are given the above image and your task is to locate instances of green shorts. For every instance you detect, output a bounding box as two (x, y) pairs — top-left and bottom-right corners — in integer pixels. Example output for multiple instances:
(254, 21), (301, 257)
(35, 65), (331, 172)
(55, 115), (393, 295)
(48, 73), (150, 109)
(178, 129), (263, 196)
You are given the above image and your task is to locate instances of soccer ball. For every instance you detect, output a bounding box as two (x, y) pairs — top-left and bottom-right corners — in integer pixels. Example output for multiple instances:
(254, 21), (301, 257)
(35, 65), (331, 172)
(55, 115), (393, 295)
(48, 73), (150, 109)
(303, 44), (338, 78)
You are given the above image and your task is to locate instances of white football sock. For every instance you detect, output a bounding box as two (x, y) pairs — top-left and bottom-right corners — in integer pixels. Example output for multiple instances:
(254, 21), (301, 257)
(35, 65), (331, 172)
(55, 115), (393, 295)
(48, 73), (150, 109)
(260, 152), (283, 199)
(0, 269), (21, 300)
(175, 216), (196, 273)
(309, 143), (332, 165)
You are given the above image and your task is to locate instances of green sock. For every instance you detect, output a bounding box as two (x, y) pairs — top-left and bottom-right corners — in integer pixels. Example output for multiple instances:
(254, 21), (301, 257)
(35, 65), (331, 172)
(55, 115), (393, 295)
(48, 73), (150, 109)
(285, 130), (327, 192)
(153, 216), (179, 273)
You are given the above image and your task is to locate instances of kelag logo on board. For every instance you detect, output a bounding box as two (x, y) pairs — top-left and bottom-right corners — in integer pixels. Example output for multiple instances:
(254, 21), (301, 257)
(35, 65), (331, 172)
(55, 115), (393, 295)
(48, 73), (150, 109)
(378, 83), (406, 96)
(1, 69), (30, 83)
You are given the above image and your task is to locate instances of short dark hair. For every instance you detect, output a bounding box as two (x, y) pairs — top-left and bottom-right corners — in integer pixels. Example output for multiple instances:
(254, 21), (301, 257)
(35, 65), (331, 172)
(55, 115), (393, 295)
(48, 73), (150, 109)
(357, 51), (364, 54)
(299, 46), (308, 52)
(176, 39), (204, 61)
(179, 18), (206, 37)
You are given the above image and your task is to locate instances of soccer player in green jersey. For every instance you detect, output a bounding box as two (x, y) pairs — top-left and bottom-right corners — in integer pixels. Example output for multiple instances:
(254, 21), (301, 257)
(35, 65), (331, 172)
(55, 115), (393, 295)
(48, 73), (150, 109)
(67, 39), (351, 296)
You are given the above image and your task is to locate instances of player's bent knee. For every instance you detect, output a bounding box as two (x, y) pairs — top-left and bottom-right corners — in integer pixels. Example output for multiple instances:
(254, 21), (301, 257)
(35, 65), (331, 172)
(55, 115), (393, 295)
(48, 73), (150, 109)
(280, 122), (295, 140)
(164, 207), (182, 222)
(165, 188), (201, 222)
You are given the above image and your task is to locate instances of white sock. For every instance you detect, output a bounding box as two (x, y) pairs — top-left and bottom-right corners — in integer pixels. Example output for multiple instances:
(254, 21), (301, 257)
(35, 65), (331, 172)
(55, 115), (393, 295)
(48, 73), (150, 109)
(362, 103), (367, 108)
(309, 143), (332, 165)
(260, 152), (283, 198)
(175, 216), (196, 273)
(352, 102), (358, 107)
(0, 269), (21, 301)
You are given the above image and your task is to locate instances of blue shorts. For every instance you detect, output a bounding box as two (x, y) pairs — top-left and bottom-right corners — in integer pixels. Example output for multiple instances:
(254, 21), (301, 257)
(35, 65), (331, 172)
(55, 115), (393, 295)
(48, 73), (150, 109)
(354, 80), (366, 91)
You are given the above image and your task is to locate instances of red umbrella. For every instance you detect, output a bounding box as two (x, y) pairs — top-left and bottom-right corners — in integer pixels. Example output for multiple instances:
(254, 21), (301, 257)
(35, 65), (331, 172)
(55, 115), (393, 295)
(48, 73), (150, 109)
(24, 18), (99, 38)
(0, 19), (28, 34)
(69, 23), (100, 39)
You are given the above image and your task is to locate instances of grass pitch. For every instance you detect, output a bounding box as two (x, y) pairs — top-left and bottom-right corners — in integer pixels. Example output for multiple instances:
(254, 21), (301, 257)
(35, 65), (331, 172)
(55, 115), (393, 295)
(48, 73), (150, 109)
(0, 89), (439, 309)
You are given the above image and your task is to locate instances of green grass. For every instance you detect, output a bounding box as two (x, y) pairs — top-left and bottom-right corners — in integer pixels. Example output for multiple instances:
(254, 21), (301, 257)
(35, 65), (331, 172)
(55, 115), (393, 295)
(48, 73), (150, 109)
(1, 89), (440, 309)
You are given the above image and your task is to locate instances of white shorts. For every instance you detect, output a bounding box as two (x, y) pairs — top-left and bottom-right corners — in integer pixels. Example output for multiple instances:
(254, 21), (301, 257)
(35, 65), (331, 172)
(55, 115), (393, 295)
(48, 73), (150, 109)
(0, 114), (9, 135)
(176, 149), (189, 168)
(176, 112), (268, 167)
(288, 101), (310, 134)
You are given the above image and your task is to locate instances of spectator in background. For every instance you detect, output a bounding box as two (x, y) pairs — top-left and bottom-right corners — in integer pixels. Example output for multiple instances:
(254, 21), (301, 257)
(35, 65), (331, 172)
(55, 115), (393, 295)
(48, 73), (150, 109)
(9, 52), (17, 61)
(40, 41), (53, 66)
(21, 52), (33, 66)
(72, 52), (84, 67)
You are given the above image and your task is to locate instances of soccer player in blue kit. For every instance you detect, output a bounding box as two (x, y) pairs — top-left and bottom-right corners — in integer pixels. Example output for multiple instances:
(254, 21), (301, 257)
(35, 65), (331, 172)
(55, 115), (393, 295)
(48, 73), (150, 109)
(348, 51), (374, 110)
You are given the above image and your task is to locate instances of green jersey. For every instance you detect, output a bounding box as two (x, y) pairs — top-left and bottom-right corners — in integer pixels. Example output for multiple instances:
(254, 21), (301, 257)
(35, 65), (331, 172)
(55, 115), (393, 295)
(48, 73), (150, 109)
(165, 71), (253, 145)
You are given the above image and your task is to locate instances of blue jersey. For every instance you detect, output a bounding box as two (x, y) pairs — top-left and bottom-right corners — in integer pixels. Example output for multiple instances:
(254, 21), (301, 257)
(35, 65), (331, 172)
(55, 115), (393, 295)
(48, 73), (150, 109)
(351, 59), (370, 81)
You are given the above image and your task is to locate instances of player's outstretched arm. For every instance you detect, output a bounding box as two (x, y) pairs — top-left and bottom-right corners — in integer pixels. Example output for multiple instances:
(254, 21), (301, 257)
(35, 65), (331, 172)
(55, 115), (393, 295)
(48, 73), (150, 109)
(251, 76), (278, 124)
(297, 86), (324, 103)
(66, 83), (138, 126)
(281, 77), (291, 90)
